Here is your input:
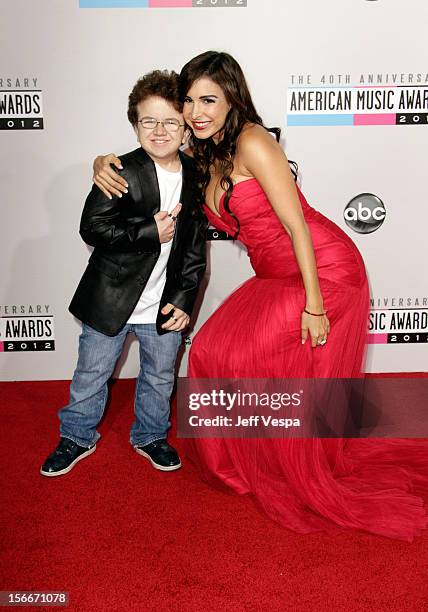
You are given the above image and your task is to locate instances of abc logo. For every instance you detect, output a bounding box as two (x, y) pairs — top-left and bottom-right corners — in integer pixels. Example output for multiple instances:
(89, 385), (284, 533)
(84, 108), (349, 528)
(344, 193), (386, 234)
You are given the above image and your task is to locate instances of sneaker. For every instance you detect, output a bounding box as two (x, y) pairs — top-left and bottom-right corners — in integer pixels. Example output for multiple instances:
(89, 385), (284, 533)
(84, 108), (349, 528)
(40, 437), (96, 477)
(134, 440), (181, 472)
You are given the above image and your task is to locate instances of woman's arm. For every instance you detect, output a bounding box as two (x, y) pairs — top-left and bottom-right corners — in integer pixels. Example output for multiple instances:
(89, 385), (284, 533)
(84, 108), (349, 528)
(238, 125), (330, 347)
(92, 147), (194, 198)
(92, 153), (129, 199)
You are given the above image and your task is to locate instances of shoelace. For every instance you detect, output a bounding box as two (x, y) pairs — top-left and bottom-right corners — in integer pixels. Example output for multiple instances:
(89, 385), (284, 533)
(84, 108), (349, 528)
(58, 440), (77, 455)
(151, 441), (172, 453)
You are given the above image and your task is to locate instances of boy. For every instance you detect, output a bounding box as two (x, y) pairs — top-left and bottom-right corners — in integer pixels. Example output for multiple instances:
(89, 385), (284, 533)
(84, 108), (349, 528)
(40, 70), (206, 476)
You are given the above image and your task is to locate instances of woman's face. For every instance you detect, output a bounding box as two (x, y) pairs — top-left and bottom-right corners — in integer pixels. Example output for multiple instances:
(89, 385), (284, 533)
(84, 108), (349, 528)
(183, 76), (231, 143)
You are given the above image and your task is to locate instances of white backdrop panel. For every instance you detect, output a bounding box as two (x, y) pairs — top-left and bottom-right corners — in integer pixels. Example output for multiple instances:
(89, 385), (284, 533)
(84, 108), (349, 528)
(0, 0), (427, 380)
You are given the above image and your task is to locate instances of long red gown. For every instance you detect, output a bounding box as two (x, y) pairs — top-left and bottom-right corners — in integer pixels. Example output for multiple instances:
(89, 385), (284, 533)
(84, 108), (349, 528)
(187, 178), (428, 541)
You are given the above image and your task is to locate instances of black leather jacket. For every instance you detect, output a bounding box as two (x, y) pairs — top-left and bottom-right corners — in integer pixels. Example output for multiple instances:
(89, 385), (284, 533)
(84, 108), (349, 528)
(69, 147), (207, 336)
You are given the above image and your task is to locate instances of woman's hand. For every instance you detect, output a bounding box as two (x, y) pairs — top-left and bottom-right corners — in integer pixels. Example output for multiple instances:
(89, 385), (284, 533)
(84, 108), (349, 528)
(301, 310), (330, 348)
(93, 153), (128, 199)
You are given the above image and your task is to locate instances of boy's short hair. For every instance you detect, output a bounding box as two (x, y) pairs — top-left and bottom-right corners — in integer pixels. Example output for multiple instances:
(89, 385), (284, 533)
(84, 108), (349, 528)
(127, 70), (182, 127)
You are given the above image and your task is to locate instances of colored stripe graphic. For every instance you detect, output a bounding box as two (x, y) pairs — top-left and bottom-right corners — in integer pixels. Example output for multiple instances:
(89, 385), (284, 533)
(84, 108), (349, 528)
(79, 0), (194, 6)
(288, 114), (399, 127)
(0, 342), (3, 352)
(354, 114), (396, 125)
(150, 0), (192, 6)
(80, 1), (149, 7)
(287, 114), (354, 126)
(367, 334), (388, 344)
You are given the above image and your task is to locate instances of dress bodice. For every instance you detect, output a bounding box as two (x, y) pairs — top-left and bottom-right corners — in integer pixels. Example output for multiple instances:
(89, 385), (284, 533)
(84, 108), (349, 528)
(204, 177), (360, 283)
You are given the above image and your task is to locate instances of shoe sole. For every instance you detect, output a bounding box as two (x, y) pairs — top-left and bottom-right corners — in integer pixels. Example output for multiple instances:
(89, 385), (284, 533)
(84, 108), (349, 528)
(134, 447), (181, 472)
(40, 444), (97, 477)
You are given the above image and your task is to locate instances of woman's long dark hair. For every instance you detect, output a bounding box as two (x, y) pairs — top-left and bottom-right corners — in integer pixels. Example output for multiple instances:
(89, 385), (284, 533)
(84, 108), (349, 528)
(179, 51), (297, 236)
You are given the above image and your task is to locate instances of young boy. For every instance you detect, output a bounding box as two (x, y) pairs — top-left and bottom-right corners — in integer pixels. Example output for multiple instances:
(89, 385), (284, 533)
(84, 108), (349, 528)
(40, 70), (206, 476)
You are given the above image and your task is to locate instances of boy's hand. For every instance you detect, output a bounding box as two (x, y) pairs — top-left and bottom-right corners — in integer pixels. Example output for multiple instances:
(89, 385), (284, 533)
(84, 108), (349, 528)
(154, 203), (182, 243)
(161, 303), (190, 331)
(93, 153), (128, 199)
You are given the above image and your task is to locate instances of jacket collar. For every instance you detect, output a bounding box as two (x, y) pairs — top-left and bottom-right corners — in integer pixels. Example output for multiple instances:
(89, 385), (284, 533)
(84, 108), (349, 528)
(133, 146), (196, 214)
(133, 147), (160, 213)
(178, 149), (196, 208)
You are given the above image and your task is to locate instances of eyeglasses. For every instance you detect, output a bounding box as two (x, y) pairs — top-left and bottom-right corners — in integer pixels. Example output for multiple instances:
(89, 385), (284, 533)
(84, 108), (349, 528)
(138, 118), (185, 133)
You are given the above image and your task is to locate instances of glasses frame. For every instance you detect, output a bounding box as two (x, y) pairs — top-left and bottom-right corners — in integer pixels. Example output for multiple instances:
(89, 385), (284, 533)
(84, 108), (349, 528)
(137, 118), (185, 133)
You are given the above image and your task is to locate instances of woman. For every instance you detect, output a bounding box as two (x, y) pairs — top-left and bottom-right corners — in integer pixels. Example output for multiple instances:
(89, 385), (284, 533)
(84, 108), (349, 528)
(94, 52), (428, 540)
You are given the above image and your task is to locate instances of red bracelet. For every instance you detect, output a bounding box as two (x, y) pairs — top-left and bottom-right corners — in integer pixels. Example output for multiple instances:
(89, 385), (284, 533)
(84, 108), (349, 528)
(304, 308), (326, 317)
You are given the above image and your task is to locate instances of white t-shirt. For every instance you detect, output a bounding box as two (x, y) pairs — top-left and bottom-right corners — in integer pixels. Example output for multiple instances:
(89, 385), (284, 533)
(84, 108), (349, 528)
(127, 161), (183, 324)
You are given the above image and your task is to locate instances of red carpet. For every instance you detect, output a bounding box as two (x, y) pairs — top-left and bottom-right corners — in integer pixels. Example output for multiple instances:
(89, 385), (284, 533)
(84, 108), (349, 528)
(1, 380), (427, 612)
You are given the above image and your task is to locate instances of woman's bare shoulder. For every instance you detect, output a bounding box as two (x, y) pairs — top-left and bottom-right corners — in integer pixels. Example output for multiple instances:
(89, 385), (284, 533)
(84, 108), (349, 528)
(240, 122), (268, 138)
(237, 123), (279, 164)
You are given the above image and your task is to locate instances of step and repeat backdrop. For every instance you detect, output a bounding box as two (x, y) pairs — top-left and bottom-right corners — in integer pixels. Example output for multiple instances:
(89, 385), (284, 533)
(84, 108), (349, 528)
(1, 0), (427, 380)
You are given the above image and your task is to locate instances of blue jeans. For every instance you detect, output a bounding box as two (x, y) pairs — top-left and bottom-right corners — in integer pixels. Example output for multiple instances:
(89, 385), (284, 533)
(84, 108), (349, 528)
(59, 323), (181, 448)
